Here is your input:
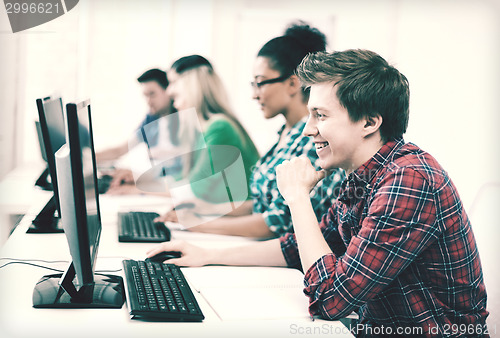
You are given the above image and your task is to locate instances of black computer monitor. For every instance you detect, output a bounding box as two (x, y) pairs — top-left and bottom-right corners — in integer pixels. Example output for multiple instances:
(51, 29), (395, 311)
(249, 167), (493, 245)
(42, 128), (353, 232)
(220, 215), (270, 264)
(32, 100), (124, 308)
(29, 97), (66, 233)
(34, 121), (50, 190)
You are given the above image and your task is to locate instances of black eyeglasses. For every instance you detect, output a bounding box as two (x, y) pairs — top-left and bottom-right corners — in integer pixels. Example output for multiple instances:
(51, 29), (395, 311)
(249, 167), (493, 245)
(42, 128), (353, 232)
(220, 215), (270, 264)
(250, 75), (290, 89)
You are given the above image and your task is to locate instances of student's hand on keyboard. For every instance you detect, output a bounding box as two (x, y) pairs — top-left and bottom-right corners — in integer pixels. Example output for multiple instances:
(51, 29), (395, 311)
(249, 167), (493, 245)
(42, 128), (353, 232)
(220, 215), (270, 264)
(109, 168), (135, 188)
(104, 168), (143, 195)
(155, 211), (209, 233)
(155, 203), (203, 229)
(146, 240), (211, 267)
(155, 210), (179, 223)
(106, 183), (143, 195)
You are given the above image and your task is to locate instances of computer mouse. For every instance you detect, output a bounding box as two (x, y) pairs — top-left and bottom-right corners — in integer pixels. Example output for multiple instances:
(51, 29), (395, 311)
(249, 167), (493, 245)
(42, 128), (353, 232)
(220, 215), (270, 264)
(146, 251), (181, 263)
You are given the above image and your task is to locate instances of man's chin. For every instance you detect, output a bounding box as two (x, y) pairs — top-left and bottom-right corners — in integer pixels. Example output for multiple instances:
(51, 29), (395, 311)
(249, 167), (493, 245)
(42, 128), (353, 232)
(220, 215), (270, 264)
(317, 158), (335, 172)
(262, 110), (278, 119)
(152, 106), (170, 116)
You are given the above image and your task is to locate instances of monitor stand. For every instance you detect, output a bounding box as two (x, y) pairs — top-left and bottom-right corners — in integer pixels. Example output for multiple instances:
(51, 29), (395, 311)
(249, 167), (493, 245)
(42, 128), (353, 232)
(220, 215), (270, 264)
(27, 196), (64, 233)
(34, 167), (53, 191)
(32, 263), (125, 308)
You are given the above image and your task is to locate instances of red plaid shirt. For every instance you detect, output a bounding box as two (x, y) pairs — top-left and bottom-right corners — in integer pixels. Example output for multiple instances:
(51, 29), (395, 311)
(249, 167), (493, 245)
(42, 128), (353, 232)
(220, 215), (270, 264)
(280, 138), (488, 337)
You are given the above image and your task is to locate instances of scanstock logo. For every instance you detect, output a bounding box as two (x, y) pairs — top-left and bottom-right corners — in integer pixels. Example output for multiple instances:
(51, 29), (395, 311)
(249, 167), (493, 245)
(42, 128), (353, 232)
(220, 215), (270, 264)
(4, 0), (79, 33)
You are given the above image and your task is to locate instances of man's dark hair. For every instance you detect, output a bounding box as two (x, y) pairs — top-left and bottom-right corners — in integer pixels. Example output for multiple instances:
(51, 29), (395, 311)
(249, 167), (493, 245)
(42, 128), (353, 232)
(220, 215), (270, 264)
(137, 68), (169, 89)
(297, 49), (410, 142)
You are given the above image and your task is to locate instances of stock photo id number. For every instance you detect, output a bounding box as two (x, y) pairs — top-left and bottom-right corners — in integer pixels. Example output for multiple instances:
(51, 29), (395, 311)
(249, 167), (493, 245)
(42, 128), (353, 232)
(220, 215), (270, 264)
(3, 0), (79, 32)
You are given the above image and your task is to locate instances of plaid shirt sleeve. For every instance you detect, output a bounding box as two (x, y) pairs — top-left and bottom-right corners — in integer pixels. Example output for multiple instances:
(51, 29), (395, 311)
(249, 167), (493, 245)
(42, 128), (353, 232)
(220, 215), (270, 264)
(303, 167), (444, 319)
(280, 203), (347, 271)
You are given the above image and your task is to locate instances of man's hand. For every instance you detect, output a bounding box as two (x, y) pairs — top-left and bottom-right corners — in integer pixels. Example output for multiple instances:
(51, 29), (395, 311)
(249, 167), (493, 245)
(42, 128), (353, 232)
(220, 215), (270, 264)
(154, 210), (179, 223)
(276, 156), (327, 203)
(154, 206), (208, 230)
(106, 183), (143, 195)
(104, 168), (141, 195)
(109, 168), (135, 189)
(146, 240), (213, 267)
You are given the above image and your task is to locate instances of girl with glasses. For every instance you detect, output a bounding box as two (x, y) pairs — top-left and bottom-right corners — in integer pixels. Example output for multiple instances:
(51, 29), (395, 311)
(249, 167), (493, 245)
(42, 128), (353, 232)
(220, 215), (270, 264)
(157, 23), (344, 238)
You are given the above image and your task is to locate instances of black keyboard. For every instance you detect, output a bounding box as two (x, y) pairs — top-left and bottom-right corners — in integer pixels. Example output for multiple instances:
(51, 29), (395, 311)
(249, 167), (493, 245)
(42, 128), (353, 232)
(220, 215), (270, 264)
(123, 259), (204, 321)
(118, 212), (170, 242)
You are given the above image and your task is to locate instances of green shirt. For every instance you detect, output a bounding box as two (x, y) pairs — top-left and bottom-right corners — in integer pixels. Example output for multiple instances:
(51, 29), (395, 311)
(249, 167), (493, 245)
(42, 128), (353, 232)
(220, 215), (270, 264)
(189, 115), (259, 204)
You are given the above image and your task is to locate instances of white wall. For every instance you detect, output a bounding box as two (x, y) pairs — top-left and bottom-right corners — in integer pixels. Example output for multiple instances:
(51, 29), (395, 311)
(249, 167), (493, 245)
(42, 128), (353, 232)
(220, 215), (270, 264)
(1, 0), (499, 210)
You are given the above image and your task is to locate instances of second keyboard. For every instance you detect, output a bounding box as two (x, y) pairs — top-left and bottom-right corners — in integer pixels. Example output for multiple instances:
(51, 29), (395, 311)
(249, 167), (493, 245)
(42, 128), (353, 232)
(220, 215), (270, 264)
(118, 211), (170, 243)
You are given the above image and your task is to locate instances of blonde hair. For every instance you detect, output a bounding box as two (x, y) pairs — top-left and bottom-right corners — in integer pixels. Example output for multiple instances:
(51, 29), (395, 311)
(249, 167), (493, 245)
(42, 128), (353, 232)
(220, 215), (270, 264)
(174, 66), (234, 121)
(173, 65), (257, 177)
(174, 65), (256, 145)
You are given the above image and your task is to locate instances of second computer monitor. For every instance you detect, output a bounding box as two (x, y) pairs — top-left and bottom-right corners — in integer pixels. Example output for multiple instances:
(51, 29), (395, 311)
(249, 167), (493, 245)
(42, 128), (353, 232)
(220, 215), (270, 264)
(30, 97), (66, 233)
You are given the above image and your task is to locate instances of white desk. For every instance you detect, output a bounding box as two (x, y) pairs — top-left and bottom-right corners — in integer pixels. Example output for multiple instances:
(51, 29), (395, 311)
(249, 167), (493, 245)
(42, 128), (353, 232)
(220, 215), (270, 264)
(0, 162), (51, 243)
(0, 194), (353, 338)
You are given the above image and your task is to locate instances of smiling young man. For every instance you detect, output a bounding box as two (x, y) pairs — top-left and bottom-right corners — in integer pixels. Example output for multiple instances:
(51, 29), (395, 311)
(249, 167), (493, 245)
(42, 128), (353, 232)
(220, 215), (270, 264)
(276, 49), (489, 336)
(147, 49), (488, 336)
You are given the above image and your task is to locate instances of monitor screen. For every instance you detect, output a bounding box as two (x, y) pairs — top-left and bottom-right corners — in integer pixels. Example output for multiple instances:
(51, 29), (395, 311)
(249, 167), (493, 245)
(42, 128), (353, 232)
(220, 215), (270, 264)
(60, 100), (101, 286)
(35, 121), (48, 163)
(29, 97), (66, 233)
(32, 100), (124, 308)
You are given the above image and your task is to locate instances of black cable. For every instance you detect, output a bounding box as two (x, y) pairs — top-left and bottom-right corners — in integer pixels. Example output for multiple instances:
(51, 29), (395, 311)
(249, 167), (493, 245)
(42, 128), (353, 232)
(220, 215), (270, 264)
(0, 257), (125, 273)
(95, 269), (122, 274)
(0, 261), (64, 272)
(0, 257), (68, 264)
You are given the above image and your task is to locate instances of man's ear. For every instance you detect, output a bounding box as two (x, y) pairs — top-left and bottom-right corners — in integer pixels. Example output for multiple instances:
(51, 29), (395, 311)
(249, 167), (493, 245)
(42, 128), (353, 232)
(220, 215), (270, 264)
(363, 114), (383, 137)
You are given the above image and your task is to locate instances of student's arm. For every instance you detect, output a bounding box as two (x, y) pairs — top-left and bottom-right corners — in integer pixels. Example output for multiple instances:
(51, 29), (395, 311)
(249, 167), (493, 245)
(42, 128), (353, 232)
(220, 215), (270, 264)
(97, 115), (149, 164)
(146, 237), (287, 267)
(156, 206), (275, 238)
(225, 199), (253, 216)
(185, 213), (276, 238)
(95, 142), (129, 162)
(276, 156), (331, 270)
